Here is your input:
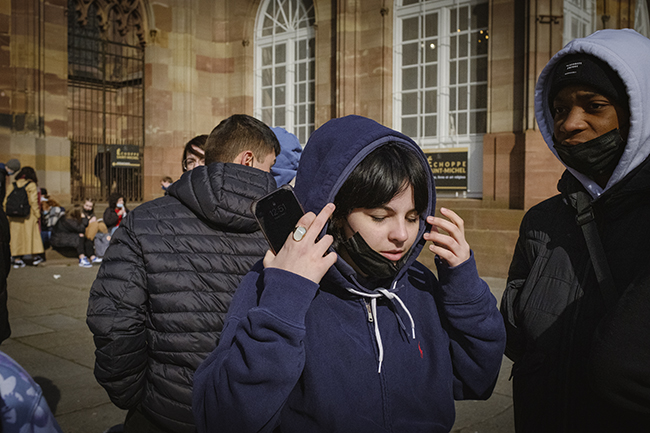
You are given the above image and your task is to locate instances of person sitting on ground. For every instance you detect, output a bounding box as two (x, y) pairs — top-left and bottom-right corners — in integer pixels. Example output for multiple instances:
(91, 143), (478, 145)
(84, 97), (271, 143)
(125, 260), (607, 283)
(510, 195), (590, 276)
(50, 206), (100, 268)
(103, 193), (128, 236)
(81, 198), (108, 241)
(181, 135), (207, 172)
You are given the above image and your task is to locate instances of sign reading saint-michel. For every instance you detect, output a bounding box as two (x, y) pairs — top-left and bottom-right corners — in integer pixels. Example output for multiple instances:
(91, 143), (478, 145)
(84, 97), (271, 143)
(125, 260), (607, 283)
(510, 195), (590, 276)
(425, 150), (468, 191)
(110, 145), (141, 167)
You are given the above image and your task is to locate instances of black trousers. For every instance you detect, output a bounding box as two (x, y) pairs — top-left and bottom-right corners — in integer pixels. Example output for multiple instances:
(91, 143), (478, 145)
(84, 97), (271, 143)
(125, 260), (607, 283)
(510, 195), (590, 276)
(76, 236), (94, 258)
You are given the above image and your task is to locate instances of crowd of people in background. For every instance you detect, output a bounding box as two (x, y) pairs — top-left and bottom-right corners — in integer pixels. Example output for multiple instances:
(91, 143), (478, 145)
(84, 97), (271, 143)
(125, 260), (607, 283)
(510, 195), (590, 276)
(0, 160), (129, 269)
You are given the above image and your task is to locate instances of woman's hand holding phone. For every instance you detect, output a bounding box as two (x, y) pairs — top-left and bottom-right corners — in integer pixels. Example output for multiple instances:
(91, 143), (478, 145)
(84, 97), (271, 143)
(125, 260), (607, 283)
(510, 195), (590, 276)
(424, 207), (470, 268)
(263, 203), (338, 284)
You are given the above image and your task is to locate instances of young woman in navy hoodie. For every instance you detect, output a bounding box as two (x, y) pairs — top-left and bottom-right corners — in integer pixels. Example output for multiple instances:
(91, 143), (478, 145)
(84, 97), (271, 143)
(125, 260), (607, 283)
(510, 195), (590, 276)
(193, 115), (506, 433)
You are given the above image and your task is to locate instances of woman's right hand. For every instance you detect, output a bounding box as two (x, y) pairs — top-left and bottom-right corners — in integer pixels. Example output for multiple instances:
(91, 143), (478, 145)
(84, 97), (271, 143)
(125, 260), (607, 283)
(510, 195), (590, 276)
(263, 203), (338, 284)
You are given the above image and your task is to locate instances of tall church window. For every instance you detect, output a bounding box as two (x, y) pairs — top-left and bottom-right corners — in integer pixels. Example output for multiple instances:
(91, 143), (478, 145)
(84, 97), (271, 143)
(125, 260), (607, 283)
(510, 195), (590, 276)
(394, 0), (488, 197)
(255, 0), (315, 144)
(563, 0), (595, 46)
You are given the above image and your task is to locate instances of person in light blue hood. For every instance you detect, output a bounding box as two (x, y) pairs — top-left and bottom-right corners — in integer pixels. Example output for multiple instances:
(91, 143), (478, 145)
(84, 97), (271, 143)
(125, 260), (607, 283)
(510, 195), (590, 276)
(270, 127), (302, 186)
(502, 29), (650, 432)
(193, 115), (506, 433)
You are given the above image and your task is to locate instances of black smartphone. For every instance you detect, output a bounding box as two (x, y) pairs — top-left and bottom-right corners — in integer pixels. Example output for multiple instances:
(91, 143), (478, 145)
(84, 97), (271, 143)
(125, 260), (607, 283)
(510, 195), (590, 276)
(251, 184), (305, 254)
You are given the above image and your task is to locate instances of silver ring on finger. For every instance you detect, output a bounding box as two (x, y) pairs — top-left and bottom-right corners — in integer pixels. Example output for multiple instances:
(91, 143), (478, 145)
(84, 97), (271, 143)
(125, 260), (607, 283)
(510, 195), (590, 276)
(292, 226), (307, 242)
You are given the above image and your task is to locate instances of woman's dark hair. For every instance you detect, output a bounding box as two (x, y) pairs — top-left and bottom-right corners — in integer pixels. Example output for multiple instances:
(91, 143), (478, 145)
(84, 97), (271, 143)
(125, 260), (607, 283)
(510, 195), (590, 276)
(108, 192), (124, 209)
(15, 167), (38, 183)
(182, 134), (208, 171)
(332, 142), (429, 223)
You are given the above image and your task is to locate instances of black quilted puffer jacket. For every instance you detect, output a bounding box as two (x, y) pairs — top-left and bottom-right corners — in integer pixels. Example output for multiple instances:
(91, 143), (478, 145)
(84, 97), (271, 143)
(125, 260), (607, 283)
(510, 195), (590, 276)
(87, 163), (276, 433)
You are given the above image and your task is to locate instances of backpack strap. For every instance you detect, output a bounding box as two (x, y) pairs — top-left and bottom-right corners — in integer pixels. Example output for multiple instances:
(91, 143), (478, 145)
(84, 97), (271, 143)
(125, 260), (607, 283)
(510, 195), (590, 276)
(575, 190), (619, 308)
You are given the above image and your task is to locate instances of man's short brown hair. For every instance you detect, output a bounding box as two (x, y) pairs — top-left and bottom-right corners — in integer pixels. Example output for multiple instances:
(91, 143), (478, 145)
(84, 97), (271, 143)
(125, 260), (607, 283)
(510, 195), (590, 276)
(204, 114), (281, 165)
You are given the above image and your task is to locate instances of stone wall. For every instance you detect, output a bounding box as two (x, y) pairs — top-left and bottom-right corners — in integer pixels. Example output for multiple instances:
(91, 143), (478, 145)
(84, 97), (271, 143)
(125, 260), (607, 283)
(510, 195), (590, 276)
(0, 0), (69, 199)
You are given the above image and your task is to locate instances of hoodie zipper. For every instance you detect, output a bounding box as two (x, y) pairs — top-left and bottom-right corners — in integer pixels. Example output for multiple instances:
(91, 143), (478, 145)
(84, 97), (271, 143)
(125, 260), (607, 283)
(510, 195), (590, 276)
(364, 299), (374, 322)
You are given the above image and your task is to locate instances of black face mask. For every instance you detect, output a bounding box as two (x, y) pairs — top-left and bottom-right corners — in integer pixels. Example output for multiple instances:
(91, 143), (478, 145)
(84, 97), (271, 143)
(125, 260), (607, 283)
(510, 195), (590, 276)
(553, 129), (625, 179)
(339, 231), (411, 280)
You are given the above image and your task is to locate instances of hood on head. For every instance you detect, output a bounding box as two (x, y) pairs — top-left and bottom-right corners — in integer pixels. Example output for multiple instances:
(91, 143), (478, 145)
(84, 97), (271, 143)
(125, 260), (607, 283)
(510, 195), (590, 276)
(168, 162), (276, 233)
(270, 126), (302, 187)
(293, 115), (436, 274)
(535, 29), (650, 198)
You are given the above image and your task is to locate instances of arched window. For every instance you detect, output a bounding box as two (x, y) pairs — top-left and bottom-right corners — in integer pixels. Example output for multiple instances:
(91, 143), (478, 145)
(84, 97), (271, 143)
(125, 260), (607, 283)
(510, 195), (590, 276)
(394, 0), (488, 197)
(255, 0), (315, 144)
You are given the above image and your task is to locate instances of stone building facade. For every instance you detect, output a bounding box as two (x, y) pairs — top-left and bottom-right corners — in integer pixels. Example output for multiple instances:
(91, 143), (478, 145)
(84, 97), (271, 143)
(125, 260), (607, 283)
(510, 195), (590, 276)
(0, 0), (646, 274)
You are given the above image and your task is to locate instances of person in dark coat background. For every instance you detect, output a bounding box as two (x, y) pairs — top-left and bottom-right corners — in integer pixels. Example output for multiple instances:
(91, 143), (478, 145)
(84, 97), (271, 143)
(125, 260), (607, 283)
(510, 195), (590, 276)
(87, 114), (280, 433)
(0, 159), (20, 209)
(103, 193), (129, 235)
(50, 206), (100, 268)
(501, 29), (650, 432)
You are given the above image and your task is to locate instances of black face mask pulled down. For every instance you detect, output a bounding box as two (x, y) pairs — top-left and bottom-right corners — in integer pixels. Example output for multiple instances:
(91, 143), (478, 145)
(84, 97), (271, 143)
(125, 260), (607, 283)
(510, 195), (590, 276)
(553, 128), (626, 180)
(339, 231), (411, 280)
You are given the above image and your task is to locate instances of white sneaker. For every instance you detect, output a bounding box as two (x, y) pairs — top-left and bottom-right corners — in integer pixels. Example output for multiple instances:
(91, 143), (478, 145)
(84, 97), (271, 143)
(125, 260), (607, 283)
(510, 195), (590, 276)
(13, 259), (25, 269)
(92, 256), (103, 264)
(79, 257), (92, 268)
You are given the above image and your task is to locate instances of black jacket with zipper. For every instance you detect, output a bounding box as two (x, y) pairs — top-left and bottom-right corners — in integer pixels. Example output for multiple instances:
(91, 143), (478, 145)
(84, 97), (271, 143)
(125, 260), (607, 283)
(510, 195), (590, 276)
(501, 158), (650, 432)
(87, 162), (276, 433)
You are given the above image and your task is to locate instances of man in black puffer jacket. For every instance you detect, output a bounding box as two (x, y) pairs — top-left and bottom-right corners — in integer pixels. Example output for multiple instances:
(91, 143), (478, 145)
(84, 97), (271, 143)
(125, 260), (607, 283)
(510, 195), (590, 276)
(501, 30), (650, 432)
(87, 115), (280, 433)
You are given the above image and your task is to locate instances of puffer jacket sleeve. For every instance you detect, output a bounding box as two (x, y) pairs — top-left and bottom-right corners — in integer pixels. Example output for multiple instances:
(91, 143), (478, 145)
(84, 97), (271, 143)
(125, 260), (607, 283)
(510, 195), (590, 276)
(193, 264), (320, 433)
(435, 252), (507, 400)
(86, 215), (148, 409)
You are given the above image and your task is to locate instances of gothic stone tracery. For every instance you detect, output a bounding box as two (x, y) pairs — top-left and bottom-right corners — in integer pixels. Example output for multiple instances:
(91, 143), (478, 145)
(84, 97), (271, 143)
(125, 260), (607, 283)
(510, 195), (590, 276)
(72, 0), (147, 46)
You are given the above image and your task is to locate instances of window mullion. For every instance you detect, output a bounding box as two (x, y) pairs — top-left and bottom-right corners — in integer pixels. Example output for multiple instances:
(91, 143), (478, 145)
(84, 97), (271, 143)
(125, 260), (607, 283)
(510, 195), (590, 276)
(438, 8), (450, 147)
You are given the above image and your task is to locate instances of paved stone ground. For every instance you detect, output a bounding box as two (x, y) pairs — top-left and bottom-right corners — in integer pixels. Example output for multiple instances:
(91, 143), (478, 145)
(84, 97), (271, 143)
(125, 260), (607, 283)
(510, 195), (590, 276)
(2, 253), (514, 433)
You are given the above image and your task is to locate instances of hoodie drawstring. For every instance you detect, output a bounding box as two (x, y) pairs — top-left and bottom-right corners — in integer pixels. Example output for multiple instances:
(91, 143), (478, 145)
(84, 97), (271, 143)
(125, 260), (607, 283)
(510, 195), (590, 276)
(346, 281), (416, 373)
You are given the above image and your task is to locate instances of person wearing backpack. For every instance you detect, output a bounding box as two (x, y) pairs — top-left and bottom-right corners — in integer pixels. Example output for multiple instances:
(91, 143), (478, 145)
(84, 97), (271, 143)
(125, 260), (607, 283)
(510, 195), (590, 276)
(0, 159), (20, 209)
(3, 167), (43, 268)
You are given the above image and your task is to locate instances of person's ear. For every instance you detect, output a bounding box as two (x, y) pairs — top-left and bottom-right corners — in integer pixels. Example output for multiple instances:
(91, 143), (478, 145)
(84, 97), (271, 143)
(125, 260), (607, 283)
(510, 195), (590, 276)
(233, 150), (254, 167)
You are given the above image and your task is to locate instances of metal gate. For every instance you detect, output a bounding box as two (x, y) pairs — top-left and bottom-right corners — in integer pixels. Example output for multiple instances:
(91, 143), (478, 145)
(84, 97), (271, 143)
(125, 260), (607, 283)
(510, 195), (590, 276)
(67, 0), (144, 202)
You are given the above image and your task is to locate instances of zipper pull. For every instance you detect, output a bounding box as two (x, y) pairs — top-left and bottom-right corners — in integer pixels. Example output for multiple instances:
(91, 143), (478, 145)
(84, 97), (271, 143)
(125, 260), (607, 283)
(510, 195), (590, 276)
(364, 300), (374, 323)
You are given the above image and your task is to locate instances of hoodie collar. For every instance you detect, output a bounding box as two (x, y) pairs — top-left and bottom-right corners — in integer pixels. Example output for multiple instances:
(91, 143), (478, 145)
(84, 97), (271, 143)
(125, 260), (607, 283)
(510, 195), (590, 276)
(168, 162), (276, 232)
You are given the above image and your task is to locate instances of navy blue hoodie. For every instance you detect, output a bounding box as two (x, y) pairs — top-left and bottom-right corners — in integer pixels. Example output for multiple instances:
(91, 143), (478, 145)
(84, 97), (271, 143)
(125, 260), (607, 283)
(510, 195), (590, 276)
(193, 115), (506, 433)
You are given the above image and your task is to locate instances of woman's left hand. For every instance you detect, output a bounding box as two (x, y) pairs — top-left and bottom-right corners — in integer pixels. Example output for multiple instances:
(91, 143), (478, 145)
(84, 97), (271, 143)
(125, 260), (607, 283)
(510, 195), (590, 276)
(423, 207), (470, 267)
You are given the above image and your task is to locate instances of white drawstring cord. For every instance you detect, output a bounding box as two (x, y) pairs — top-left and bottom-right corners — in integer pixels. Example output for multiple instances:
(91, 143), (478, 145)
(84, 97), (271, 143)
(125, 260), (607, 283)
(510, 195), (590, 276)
(377, 288), (416, 340)
(346, 282), (416, 374)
